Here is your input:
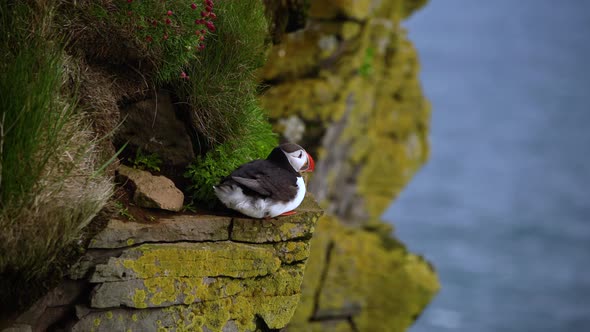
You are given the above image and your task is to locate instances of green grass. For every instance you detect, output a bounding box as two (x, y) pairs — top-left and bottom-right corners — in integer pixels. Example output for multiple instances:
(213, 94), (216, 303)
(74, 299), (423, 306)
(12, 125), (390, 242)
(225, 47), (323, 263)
(179, 0), (277, 205)
(0, 1), (112, 285)
(130, 148), (162, 172)
(114, 201), (135, 221)
(185, 102), (277, 205)
(176, 0), (269, 145)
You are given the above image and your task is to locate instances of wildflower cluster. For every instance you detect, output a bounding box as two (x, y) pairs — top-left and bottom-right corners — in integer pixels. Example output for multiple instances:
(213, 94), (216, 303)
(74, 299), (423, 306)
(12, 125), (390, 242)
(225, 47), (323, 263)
(118, 0), (217, 82)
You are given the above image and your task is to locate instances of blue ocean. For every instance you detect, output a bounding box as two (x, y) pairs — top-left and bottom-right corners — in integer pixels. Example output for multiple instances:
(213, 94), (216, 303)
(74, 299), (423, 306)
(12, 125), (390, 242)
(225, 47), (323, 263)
(384, 1), (590, 331)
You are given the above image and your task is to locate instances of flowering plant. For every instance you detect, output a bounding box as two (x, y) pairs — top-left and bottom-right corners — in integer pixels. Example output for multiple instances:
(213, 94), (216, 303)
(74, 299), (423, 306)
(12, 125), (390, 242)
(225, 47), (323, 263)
(119, 0), (217, 81)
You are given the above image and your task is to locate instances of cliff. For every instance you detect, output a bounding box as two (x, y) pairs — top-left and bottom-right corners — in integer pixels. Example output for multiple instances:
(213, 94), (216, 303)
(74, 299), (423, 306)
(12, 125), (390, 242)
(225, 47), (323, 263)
(0, 0), (438, 331)
(260, 0), (438, 330)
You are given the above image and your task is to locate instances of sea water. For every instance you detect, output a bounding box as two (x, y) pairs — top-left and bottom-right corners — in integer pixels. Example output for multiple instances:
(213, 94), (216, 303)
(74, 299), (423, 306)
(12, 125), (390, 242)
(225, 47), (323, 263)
(384, 1), (590, 331)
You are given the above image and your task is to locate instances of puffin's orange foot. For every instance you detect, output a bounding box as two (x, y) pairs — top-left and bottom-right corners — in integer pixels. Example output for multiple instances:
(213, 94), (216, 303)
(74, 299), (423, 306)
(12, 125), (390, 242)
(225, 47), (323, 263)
(280, 210), (297, 216)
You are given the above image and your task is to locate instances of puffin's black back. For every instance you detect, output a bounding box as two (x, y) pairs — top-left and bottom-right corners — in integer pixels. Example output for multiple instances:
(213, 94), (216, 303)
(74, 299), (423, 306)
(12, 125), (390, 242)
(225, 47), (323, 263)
(217, 147), (299, 202)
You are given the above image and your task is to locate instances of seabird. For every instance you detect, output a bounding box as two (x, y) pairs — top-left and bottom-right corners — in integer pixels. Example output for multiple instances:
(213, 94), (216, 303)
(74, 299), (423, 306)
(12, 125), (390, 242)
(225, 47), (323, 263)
(213, 143), (315, 218)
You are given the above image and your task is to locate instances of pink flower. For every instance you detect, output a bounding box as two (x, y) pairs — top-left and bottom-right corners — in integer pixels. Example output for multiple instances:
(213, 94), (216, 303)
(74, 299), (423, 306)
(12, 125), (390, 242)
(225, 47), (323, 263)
(209, 12), (217, 20)
(201, 10), (208, 17)
(191, 3), (197, 9)
(146, 35), (153, 43)
(180, 71), (189, 79)
(205, 21), (215, 32)
(206, 5), (212, 12)
(163, 34), (169, 40)
(165, 18), (171, 25)
(167, 10), (173, 16)
(127, 0), (133, 3)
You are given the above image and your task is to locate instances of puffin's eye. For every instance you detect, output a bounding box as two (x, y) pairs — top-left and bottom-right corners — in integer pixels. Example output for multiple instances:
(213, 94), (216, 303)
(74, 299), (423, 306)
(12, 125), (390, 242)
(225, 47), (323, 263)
(298, 151), (303, 158)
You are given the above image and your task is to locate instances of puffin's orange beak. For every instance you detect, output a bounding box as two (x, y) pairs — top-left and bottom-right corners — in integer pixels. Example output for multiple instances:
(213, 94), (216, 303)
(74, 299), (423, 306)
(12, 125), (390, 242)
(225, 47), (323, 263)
(302, 154), (315, 173)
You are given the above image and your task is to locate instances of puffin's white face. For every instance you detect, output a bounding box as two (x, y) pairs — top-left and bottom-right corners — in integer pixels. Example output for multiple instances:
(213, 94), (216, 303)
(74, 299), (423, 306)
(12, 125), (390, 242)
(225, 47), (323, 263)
(282, 147), (315, 173)
(284, 148), (307, 171)
(279, 143), (315, 172)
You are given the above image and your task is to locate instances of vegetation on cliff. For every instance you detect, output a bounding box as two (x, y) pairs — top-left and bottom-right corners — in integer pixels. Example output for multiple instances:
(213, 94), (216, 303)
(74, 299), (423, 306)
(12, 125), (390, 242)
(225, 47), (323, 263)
(0, 1), (112, 309)
(0, 0), (276, 314)
(179, 0), (277, 205)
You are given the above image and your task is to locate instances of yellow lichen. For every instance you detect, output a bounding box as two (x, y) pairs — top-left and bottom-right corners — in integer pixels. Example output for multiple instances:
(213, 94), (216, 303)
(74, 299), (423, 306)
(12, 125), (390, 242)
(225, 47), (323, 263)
(117, 242), (281, 280)
(132, 290), (147, 309)
(289, 216), (439, 331)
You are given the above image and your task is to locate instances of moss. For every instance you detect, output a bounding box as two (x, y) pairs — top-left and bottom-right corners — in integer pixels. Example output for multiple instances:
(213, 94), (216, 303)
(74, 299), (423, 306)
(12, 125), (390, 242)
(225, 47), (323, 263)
(95, 242), (281, 281)
(132, 289), (147, 309)
(230, 199), (322, 243)
(289, 216), (439, 331)
(94, 264), (306, 309)
(308, 0), (376, 20)
(273, 241), (310, 264)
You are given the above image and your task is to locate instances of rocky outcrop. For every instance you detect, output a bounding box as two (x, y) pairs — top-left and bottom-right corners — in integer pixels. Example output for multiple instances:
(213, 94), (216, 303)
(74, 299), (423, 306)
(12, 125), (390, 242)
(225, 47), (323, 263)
(259, 0), (439, 330)
(289, 217), (438, 331)
(9, 197), (322, 331)
(261, 0), (431, 225)
(118, 165), (185, 212)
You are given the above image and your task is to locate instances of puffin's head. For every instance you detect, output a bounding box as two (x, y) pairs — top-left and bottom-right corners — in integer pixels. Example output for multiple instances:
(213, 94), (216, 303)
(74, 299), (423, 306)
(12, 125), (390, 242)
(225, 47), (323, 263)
(280, 143), (315, 173)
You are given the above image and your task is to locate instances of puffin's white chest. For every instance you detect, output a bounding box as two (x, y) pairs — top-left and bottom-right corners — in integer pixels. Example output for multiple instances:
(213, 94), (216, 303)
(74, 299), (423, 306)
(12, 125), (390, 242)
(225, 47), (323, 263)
(214, 177), (306, 218)
(266, 176), (306, 217)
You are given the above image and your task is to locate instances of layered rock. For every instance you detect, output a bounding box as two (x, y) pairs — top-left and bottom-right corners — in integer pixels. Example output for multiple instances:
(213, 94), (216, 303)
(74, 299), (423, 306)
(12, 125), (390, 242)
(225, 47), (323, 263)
(10, 197), (322, 331)
(68, 196), (322, 332)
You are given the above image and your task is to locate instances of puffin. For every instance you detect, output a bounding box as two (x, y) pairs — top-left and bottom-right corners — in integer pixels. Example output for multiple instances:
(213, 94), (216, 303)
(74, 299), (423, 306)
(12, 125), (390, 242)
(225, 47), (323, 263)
(213, 143), (315, 218)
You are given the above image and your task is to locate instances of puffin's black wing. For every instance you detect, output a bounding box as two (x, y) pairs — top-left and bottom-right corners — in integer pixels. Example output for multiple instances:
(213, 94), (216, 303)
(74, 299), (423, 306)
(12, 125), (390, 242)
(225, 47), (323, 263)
(221, 159), (299, 202)
(231, 176), (271, 196)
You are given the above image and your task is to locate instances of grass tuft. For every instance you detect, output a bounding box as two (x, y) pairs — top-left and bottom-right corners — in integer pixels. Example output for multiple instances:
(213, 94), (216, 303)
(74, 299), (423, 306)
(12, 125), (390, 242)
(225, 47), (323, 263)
(177, 0), (269, 145)
(0, 1), (112, 285)
(180, 0), (278, 206)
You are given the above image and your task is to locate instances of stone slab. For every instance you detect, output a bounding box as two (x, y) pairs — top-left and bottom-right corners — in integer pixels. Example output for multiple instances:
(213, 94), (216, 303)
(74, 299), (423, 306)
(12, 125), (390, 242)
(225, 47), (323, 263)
(90, 264), (305, 309)
(90, 242), (281, 283)
(89, 215), (231, 249)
